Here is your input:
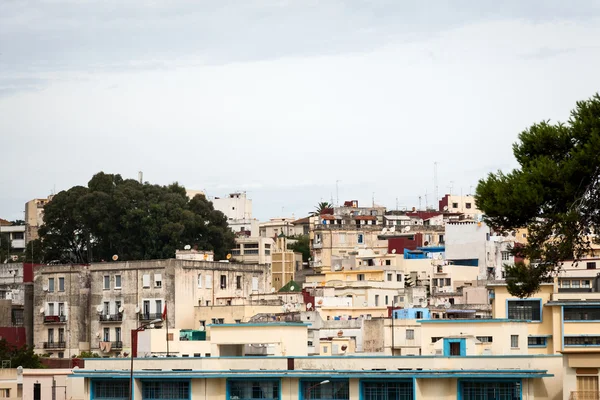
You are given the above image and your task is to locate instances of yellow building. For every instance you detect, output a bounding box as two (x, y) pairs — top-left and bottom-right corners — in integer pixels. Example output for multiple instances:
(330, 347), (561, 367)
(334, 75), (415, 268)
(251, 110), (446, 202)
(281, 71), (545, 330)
(271, 234), (302, 291)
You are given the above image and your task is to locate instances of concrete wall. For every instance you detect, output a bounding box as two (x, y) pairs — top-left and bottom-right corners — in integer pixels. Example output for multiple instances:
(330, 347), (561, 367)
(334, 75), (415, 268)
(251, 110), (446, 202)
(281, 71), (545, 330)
(445, 221), (489, 278)
(195, 304), (286, 326)
(22, 369), (84, 400)
(209, 324), (308, 356)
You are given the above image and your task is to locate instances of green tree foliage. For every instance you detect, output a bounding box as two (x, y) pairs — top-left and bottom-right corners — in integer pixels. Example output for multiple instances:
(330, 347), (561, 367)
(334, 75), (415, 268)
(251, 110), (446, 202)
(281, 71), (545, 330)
(75, 351), (100, 358)
(38, 172), (235, 263)
(288, 234), (310, 262)
(9, 220), (25, 226)
(0, 339), (44, 368)
(310, 202), (332, 216)
(476, 94), (600, 297)
(0, 233), (14, 263)
(24, 239), (44, 264)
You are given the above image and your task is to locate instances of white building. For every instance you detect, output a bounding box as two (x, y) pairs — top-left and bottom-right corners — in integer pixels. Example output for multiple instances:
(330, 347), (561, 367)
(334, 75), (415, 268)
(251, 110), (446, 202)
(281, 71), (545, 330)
(212, 192), (260, 236)
(0, 224), (26, 252)
(445, 221), (490, 279)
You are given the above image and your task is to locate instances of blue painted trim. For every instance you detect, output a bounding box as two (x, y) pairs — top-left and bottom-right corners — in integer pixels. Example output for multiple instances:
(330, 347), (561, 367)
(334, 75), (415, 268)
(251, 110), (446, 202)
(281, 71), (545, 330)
(561, 305), (564, 352)
(506, 298), (543, 323)
(81, 354), (561, 360)
(443, 338), (466, 356)
(564, 335), (600, 337)
(208, 323), (310, 327)
(226, 378), (281, 400)
(458, 378), (523, 400)
(299, 378), (349, 399)
(528, 335), (552, 338)
(359, 378), (414, 400)
(74, 368), (550, 374)
(419, 318), (528, 324)
(546, 302), (600, 306)
(564, 320), (600, 323)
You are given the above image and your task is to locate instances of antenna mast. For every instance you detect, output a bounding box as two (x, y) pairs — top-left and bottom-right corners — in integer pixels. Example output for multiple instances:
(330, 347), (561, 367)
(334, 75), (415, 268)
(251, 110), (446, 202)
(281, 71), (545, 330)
(434, 162), (438, 205)
(336, 180), (341, 206)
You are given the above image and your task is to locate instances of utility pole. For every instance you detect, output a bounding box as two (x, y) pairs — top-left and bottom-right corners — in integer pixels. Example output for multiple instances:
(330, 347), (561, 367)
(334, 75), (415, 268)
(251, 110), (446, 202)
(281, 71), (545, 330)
(434, 162), (439, 205)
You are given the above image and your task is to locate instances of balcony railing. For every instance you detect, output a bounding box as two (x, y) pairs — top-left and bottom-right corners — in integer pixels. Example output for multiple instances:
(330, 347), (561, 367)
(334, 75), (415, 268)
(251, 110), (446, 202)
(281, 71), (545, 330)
(43, 315), (67, 324)
(43, 341), (66, 349)
(99, 314), (123, 322)
(569, 392), (600, 400)
(111, 341), (123, 349)
(139, 313), (162, 321)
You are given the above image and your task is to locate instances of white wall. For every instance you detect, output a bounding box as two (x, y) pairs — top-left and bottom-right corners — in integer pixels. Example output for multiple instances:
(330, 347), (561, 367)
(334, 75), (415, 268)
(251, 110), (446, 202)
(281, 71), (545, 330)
(445, 222), (490, 278)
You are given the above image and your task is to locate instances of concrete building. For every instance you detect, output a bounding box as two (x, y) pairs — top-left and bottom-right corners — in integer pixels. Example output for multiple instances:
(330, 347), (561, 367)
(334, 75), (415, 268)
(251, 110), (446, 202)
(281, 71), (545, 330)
(212, 192), (260, 236)
(271, 234), (302, 291)
(24, 196), (53, 244)
(259, 217), (304, 238)
(445, 220), (490, 278)
(74, 353), (562, 400)
(438, 193), (482, 219)
(232, 236), (274, 265)
(33, 259), (270, 358)
(0, 224), (26, 253)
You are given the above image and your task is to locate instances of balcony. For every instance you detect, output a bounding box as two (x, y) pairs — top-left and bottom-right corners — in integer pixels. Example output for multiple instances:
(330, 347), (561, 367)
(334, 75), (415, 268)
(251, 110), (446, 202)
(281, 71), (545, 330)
(569, 392), (600, 400)
(99, 313), (123, 323)
(43, 315), (67, 324)
(312, 242), (323, 249)
(139, 313), (162, 321)
(43, 341), (66, 349)
(111, 341), (123, 349)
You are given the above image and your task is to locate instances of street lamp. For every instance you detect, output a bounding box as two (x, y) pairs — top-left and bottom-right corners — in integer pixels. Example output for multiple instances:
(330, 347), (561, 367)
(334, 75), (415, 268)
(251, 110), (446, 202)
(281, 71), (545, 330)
(306, 380), (330, 399)
(129, 318), (162, 400)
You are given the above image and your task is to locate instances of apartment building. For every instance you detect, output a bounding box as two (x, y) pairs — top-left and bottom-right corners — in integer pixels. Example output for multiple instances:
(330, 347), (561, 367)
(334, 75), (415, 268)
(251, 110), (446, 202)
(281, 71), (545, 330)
(232, 236), (274, 265)
(33, 259), (270, 358)
(24, 196), (53, 244)
(270, 234), (302, 291)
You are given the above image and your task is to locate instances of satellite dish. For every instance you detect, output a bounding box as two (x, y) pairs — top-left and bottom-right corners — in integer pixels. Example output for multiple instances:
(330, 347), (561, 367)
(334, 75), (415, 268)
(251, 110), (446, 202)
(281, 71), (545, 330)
(392, 249), (397, 254)
(96, 305), (103, 313)
(286, 303), (292, 310)
(443, 206), (448, 211)
(39, 307), (45, 314)
(307, 303), (313, 309)
(118, 306), (124, 313)
(438, 254), (443, 260)
(198, 325), (205, 331)
(135, 306), (140, 314)
(404, 226), (411, 232)
(363, 302), (368, 307)
(96, 332), (101, 338)
(112, 254), (119, 261)
(184, 245), (191, 250)
(444, 302), (451, 309)
(226, 253), (232, 259)
(290, 286), (295, 291)
(271, 288), (276, 293)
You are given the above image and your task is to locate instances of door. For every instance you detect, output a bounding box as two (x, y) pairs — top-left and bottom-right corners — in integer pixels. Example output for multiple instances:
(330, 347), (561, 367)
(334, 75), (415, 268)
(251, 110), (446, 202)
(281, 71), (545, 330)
(33, 383), (41, 400)
(143, 300), (150, 318)
(450, 342), (461, 356)
(577, 376), (599, 399)
(444, 338), (466, 356)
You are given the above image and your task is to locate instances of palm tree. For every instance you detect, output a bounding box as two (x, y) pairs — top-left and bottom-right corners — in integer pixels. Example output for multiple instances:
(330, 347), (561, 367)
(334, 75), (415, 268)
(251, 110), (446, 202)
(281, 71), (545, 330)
(310, 202), (333, 216)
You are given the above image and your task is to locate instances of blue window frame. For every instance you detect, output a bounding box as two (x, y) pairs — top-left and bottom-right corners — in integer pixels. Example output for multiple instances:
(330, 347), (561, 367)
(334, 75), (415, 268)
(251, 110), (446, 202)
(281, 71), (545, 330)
(527, 336), (548, 347)
(459, 380), (521, 400)
(300, 379), (349, 400)
(507, 299), (542, 322)
(92, 380), (129, 400)
(443, 338), (466, 356)
(564, 336), (600, 346)
(228, 379), (280, 400)
(361, 380), (414, 400)
(563, 307), (600, 321)
(142, 381), (190, 399)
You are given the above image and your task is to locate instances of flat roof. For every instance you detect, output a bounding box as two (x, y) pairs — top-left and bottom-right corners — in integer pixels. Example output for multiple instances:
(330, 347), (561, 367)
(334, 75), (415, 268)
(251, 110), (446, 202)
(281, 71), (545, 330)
(207, 323), (309, 328)
(419, 318), (528, 324)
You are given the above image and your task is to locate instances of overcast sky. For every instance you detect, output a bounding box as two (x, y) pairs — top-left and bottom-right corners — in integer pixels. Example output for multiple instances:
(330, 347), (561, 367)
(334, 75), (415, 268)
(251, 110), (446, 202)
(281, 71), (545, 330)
(1, 1), (600, 222)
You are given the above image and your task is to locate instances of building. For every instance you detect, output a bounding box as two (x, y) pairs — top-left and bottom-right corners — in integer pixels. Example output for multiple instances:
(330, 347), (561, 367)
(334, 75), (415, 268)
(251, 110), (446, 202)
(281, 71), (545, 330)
(33, 259), (271, 358)
(0, 224), (26, 253)
(438, 193), (482, 218)
(271, 234), (302, 291)
(232, 236), (274, 265)
(73, 352), (562, 400)
(24, 196), (53, 244)
(259, 217), (305, 238)
(445, 221), (490, 278)
(212, 192), (260, 236)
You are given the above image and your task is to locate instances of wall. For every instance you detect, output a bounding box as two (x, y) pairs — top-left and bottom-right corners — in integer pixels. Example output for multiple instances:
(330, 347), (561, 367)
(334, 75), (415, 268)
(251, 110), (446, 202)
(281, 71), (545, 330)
(445, 221), (489, 278)
(22, 369), (84, 400)
(195, 304), (286, 326)
(209, 324), (308, 356)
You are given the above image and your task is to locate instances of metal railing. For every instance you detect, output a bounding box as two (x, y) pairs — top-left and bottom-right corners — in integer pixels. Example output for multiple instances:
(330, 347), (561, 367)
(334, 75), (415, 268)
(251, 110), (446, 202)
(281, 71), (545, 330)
(139, 313), (162, 321)
(43, 315), (67, 324)
(43, 341), (66, 349)
(99, 314), (123, 322)
(111, 341), (123, 349)
(570, 392), (600, 400)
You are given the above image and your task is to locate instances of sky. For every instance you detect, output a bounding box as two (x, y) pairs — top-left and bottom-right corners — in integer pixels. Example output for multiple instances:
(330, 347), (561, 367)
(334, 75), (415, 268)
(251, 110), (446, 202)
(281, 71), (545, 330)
(1, 0), (600, 222)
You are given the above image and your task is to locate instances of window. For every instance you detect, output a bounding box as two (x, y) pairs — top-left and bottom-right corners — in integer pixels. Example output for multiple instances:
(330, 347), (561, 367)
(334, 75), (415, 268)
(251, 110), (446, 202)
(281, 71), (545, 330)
(374, 295), (379, 306)
(431, 337), (442, 343)
(155, 300), (162, 316)
(452, 202), (458, 208)
(415, 311), (424, 319)
(445, 278), (451, 286)
(583, 280), (591, 288)
(387, 273), (392, 281)
(358, 233), (364, 244)
(48, 328), (54, 343)
(58, 328), (64, 343)
(206, 275), (213, 289)
(511, 335), (519, 348)
(142, 381), (190, 400)
(385, 259), (391, 266)
(167, 333), (173, 341)
(197, 274), (202, 288)
(251, 277), (258, 291)
(339, 233), (346, 244)
(507, 299), (541, 321)
(93, 380), (129, 400)
(528, 337), (547, 347)
(461, 382), (521, 400)
(220, 275), (227, 289)
(58, 303), (65, 317)
(58, 277), (65, 292)
(357, 274), (365, 281)
(236, 276), (242, 290)
(502, 251), (510, 261)
(561, 280), (571, 288)
(396, 274), (401, 282)
(115, 275), (121, 289)
(103, 328), (110, 342)
(154, 274), (162, 288)
(143, 300), (150, 316)
(587, 262), (597, 270)
(564, 307), (600, 321)
(323, 346), (328, 354)
(406, 329), (415, 340)
(476, 336), (493, 343)
(103, 301), (110, 315)
(57, 352), (64, 359)
(564, 336), (600, 346)
(465, 202), (472, 209)
(572, 280), (581, 288)
(142, 274), (150, 288)
(48, 278), (55, 292)
(48, 303), (55, 315)
(385, 295), (389, 305)
(228, 380), (279, 400)
(301, 380), (349, 400)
